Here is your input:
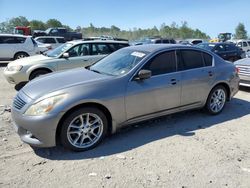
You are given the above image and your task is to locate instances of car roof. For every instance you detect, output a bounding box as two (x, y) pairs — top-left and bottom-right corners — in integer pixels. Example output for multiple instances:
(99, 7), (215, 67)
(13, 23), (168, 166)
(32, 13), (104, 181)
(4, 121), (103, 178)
(68, 39), (129, 45)
(125, 44), (201, 53)
(0, 33), (31, 38)
(35, 36), (65, 39)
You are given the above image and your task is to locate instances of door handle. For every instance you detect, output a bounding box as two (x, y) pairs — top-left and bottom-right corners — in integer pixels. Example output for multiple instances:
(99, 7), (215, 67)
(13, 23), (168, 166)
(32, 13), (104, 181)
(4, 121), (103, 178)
(170, 78), (177, 85)
(83, 59), (88, 61)
(208, 71), (213, 77)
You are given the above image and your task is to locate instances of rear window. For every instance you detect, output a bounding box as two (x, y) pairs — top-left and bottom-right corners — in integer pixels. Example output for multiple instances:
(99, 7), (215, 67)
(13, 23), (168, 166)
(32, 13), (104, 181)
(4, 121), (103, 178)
(56, 38), (65, 43)
(15, 37), (26, 43)
(178, 50), (204, 70)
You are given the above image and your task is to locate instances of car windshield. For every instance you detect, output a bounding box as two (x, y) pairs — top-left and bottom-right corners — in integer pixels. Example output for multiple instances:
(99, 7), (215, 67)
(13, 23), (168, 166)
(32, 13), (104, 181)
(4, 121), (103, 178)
(90, 48), (149, 76)
(197, 43), (215, 50)
(46, 43), (73, 57)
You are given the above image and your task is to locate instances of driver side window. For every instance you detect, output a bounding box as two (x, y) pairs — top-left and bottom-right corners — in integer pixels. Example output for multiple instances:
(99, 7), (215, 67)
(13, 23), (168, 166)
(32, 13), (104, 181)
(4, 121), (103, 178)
(67, 44), (90, 57)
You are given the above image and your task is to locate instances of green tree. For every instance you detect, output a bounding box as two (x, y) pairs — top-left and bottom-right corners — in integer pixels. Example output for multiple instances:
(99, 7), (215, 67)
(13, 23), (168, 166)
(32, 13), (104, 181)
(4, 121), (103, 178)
(46, 19), (63, 28)
(235, 23), (247, 39)
(0, 16), (29, 33)
(29, 20), (46, 30)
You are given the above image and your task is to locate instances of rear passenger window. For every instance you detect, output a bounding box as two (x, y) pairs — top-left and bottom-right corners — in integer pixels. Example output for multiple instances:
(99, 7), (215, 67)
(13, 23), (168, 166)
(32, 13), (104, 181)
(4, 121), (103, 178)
(178, 50), (204, 70)
(143, 51), (176, 76)
(57, 38), (65, 43)
(203, 52), (212, 66)
(45, 38), (56, 43)
(92, 44), (111, 55)
(15, 37), (26, 43)
(243, 42), (248, 47)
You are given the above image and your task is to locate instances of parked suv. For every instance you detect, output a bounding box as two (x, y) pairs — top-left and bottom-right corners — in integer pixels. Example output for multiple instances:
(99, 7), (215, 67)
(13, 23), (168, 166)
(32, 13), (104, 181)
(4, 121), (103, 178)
(0, 34), (41, 60)
(4, 39), (129, 86)
(235, 39), (250, 52)
(197, 42), (245, 62)
(35, 36), (66, 49)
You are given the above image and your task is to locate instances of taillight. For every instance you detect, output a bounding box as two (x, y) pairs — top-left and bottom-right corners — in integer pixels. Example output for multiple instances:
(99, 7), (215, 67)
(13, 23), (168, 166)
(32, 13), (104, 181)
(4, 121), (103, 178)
(235, 67), (239, 74)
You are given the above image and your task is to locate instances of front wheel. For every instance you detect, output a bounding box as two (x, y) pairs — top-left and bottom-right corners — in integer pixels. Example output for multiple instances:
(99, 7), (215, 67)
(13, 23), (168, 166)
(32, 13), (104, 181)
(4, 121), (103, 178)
(206, 85), (227, 115)
(60, 107), (108, 151)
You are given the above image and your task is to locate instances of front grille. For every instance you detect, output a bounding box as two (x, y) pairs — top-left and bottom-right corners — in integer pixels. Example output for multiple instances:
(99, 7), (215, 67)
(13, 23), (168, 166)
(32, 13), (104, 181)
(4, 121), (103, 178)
(13, 95), (26, 110)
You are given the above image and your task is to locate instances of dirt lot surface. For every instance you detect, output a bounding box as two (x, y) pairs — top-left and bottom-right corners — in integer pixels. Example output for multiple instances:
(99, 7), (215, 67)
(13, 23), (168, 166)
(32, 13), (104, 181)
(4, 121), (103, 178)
(0, 65), (250, 188)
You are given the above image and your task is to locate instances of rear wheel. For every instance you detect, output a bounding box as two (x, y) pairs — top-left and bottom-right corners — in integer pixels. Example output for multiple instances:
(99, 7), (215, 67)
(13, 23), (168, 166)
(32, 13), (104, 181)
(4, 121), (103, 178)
(206, 85), (227, 115)
(60, 107), (108, 151)
(14, 52), (29, 60)
(29, 69), (51, 80)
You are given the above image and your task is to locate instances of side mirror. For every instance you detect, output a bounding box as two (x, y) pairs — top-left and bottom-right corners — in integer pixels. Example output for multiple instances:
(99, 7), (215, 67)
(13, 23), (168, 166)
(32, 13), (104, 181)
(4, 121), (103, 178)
(135, 69), (152, 80)
(62, 52), (69, 58)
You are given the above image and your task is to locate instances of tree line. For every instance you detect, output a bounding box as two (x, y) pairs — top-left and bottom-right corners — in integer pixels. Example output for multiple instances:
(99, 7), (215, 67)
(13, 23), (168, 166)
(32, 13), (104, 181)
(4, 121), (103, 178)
(0, 16), (248, 40)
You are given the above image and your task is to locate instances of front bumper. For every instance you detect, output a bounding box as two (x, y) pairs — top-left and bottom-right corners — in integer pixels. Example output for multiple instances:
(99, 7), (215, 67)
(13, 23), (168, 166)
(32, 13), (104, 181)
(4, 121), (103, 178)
(12, 107), (64, 148)
(3, 68), (29, 85)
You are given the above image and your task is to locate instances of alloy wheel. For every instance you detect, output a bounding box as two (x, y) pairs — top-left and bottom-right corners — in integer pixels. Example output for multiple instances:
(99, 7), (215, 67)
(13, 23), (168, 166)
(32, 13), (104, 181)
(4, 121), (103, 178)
(66, 113), (103, 149)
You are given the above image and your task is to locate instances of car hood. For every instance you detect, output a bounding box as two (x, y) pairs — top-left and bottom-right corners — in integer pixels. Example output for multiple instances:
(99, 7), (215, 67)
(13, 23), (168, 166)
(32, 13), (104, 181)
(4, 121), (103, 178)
(21, 68), (112, 99)
(8, 54), (53, 67)
(234, 58), (250, 66)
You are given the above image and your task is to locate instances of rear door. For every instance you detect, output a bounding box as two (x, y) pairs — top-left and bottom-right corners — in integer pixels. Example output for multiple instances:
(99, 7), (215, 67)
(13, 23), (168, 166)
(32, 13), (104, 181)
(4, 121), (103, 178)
(125, 50), (181, 119)
(177, 49), (214, 107)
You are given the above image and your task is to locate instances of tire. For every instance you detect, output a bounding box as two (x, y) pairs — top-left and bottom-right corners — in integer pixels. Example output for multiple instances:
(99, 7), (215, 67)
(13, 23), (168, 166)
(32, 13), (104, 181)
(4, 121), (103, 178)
(206, 85), (227, 115)
(29, 70), (50, 80)
(60, 107), (108, 151)
(14, 52), (29, 60)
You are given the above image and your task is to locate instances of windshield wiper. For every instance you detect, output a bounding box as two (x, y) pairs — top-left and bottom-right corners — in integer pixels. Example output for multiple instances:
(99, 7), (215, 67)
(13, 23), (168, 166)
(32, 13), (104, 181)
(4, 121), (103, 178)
(90, 69), (101, 74)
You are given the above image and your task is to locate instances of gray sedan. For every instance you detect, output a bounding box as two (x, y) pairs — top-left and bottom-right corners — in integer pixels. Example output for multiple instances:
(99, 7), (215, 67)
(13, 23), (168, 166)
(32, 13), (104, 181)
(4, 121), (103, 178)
(11, 44), (239, 151)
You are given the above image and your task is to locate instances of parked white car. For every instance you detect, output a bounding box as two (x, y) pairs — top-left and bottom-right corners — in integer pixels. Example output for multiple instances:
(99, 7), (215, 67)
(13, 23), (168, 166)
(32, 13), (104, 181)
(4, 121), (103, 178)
(230, 39), (250, 52)
(35, 36), (66, 49)
(4, 39), (129, 86)
(0, 34), (42, 60)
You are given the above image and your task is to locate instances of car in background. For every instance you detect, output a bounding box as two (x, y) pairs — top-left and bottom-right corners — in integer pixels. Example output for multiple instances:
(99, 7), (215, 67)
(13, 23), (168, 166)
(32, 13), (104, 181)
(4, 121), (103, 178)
(197, 42), (245, 62)
(4, 39), (129, 86)
(235, 39), (250, 52)
(11, 44), (239, 151)
(132, 37), (176, 45)
(35, 36), (66, 49)
(36, 41), (52, 53)
(179, 39), (206, 45)
(234, 58), (250, 87)
(0, 34), (41, 60)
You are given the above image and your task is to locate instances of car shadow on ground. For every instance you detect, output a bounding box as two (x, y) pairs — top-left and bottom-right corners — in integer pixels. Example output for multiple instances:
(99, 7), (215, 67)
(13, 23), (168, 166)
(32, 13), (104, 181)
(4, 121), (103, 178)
(34, 98), (250, 160)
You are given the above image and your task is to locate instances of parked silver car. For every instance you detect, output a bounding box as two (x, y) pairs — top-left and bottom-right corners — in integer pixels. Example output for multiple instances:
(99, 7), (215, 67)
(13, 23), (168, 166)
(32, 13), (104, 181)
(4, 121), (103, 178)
(234, 58), (250, 87)
(4, 39), (129, 86)
(11, 44), (239, 151)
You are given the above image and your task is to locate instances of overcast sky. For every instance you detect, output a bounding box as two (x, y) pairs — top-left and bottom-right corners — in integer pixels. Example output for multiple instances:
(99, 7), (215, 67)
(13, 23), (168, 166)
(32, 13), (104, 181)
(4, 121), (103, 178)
(0, 0), (249, 38)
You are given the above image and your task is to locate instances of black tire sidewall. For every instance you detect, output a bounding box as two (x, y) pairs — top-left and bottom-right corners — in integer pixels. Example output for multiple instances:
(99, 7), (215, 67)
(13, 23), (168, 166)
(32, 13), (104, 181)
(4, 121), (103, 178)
(29, 70), (49, 80)
(14, 52), (28, 60)
(206, 85), (227, 115)
(60, 107), (108, 151)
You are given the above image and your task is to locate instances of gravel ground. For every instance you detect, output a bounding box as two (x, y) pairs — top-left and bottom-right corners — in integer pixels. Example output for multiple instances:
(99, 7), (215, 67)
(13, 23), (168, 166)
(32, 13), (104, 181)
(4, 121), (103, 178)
(0, 65), (250, 188)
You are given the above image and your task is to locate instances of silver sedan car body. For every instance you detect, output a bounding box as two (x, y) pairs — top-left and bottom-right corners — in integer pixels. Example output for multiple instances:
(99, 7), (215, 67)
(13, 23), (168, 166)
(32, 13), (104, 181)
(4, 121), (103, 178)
(11, 44), (239, 151)
(234, 58), (250, 87)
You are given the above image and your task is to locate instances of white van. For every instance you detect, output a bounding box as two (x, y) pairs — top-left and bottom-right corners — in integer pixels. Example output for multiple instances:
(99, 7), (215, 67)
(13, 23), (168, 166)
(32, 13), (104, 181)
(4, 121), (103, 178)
(235, 39), (250, 52)
(0, 34), (41, 61)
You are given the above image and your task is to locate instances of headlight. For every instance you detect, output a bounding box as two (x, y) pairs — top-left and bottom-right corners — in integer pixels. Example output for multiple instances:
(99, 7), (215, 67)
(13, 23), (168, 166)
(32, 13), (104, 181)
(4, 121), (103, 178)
(25, 94), (67, 116)
(7, 65), (23, 71)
